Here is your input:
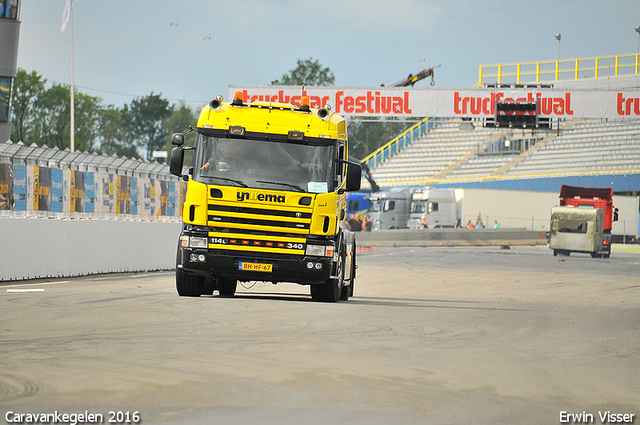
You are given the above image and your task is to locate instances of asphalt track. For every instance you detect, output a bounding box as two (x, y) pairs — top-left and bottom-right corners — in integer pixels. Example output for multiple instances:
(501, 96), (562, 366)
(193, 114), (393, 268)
(1, 245), (639, 425)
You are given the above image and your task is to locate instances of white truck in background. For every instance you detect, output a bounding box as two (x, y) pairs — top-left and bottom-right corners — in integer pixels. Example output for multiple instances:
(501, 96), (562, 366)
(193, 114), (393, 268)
(408, 187), (460, 229)
(367, 187), (413, 230)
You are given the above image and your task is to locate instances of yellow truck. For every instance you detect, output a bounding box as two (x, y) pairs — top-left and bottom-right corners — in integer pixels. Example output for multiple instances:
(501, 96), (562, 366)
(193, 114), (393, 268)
(169, 92), (361, 302)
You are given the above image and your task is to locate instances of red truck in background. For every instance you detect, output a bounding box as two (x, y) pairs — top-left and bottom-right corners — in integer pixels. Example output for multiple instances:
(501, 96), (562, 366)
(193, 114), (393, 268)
(550, 185), (619, 258)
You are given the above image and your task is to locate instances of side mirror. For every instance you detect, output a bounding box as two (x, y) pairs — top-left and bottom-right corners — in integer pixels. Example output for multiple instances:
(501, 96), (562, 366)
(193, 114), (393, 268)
(613, 207), (619, 222)
(171, 133), (185, 147)
(345, 161), (362, 192)
(169, 146), (185, 177)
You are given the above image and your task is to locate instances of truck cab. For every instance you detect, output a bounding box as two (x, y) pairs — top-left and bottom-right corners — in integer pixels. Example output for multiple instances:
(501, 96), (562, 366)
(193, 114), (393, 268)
(169, 93), (361, 301)
(408, 188), (457, 229)
(367, 186), (413, 230)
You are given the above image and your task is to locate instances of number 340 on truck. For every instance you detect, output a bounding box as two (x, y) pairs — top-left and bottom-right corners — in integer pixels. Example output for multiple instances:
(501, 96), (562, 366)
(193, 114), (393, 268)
(169, 92), (362, 302)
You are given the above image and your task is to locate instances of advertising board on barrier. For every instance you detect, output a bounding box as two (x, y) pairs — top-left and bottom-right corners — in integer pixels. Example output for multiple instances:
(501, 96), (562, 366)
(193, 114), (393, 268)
(0, 163), (14, 210)
(230, 86), (640, 119)
(0, 163), (184, 218)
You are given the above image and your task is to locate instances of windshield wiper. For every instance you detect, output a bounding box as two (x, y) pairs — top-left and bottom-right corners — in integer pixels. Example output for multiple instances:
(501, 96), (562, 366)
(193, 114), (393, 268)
(255, 180), (305, 192)
(205, 176), (248, 187)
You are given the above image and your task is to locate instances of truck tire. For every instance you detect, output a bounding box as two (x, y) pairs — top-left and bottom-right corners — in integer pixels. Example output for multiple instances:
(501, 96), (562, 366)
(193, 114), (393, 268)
(340, 242), (356, 300)
(311, 244), (345, 302)
(201, 276), (216, 296)
(176, 267), (205, 297)
(217, 278), (237, 297)
(176, 245), (205, 297)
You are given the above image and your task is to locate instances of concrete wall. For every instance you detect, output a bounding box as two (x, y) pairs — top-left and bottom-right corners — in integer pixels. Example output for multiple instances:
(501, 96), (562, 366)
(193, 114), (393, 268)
(453, 188), (637, 235)
(0, 218), (182, 281)
(458, 188), (559, 231)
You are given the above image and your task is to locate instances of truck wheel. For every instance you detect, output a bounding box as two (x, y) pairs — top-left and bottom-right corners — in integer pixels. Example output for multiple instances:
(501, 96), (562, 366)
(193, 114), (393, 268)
(217, 278), (237, 297)
(340, 243), (356, 300)
(312, 248), (345, 302)
(176, 244), (205, 297)
(201, 276), (216, 296)
(176, 267), (205, 297)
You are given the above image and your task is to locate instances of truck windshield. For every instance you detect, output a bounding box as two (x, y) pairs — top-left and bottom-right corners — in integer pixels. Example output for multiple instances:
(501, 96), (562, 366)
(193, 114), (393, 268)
(193, 134), (336, 193)
(410, 201), (426, 214)
(368, 199), (382, 212)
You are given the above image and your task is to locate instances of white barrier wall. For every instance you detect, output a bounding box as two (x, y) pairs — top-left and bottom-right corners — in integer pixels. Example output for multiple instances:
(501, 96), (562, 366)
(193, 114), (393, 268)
(0, 218), (182, 281)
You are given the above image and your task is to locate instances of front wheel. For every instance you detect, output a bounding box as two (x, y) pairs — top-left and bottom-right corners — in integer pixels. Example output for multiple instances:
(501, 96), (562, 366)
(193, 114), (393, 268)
(340, 242), (356, 300)
(311, 247), (345, 302)
(176, 267), (205, 297)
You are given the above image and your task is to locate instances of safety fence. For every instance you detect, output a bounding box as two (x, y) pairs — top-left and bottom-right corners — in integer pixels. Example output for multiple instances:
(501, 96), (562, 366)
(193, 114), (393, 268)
(477, 53), (640, 86)
(0, 142), (186, 220)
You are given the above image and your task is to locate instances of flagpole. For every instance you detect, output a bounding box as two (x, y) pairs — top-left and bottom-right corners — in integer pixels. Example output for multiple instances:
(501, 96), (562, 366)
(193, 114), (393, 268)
(69, 2), (75, 153)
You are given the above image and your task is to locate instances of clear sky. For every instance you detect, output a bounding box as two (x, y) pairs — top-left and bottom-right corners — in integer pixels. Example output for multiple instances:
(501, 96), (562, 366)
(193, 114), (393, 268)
(15, 0), (640, 110)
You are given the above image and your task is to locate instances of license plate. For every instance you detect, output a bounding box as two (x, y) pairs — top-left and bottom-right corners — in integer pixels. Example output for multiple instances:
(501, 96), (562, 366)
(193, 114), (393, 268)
(238, 262), (273, 272)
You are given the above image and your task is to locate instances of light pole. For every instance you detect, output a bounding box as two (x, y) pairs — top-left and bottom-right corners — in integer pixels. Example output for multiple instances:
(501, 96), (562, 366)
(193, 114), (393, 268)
(635, 26), (640, 54)
(555, 33), (561, 61)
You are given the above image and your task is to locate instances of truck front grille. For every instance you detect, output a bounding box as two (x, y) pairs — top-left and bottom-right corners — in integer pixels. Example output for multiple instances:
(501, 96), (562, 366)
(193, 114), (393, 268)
(207, 202), (311, 256)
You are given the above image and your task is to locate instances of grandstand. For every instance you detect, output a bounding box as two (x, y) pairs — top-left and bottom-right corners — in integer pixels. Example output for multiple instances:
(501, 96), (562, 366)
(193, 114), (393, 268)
(362, 54), (640, 193)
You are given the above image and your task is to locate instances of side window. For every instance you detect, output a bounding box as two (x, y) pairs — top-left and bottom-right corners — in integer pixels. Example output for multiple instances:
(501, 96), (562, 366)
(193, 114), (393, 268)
(335, 141), (345, 187)
(383, 200), (395, 212)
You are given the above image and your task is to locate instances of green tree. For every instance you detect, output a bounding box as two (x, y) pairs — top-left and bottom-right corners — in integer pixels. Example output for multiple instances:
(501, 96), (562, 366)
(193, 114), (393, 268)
(35, 85), (102, 152)
(35, 83), (71, 149)
(98, 105), (139, 159)
(121, 93), (172, 160)
(347, 118), (413, 160)
(71, 92), (102, 152)
(163, 101), (198, 148)
(10, 69), (46, 144)
(11, 69), (102, 151)
(271, 58), (335, 86)
(161, 101), (198, 164)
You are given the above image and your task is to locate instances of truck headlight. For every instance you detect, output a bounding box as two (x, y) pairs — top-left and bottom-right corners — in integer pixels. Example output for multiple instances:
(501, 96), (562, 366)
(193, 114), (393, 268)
(188, 236), (208, 248)
(181, 235), (210, 249)
(306, 244), (334, 257)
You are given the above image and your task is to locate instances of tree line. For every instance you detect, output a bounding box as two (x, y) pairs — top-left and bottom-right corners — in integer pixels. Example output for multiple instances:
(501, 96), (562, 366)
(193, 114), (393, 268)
(10, 59), (411, 162)
(10, 68), (198, 161)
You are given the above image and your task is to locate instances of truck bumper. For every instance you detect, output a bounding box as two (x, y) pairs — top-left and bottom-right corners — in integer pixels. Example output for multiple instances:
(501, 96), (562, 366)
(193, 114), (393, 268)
(178, 246), (334, 285)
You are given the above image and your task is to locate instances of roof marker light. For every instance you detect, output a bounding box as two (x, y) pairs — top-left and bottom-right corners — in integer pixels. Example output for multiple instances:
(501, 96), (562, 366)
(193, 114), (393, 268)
(232, 91), (244, 106)
(299, 96), (310, 112)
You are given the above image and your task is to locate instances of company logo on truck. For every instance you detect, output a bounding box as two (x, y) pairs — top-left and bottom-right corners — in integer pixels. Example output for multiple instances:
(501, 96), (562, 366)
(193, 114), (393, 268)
(237, 190), (286, 203)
